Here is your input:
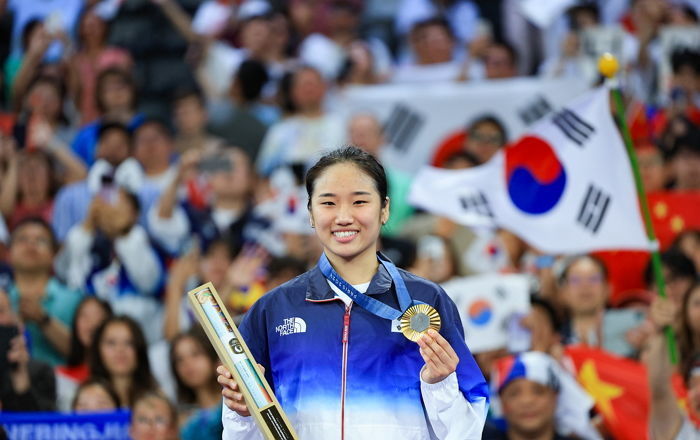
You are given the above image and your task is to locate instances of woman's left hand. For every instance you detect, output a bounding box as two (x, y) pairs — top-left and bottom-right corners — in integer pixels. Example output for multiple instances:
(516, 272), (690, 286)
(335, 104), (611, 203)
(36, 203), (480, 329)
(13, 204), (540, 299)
(417, 329), (459, 384)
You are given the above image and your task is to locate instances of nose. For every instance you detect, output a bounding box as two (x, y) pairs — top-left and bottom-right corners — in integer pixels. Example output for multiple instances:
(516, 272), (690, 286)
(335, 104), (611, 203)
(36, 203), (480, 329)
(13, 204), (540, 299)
(335, 203), (353, 225)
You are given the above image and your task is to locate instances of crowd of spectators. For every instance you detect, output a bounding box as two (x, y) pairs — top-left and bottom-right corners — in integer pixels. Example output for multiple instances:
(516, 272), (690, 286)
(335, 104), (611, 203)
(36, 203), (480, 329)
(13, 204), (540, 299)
(0, 0), (699, 439)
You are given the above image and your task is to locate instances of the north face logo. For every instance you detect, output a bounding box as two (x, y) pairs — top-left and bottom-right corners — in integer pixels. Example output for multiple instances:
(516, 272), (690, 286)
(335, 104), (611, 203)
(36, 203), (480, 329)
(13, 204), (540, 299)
(275, 317), (307, 336)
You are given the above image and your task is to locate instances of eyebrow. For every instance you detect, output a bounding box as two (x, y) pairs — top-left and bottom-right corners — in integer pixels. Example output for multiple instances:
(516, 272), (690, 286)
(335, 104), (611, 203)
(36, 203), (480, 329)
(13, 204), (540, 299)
(317, 191), (373, 197)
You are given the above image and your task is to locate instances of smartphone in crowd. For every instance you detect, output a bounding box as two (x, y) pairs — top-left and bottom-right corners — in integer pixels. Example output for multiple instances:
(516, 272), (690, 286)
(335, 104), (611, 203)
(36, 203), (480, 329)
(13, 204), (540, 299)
(198, 154), (233, 174)
(0, 324), (20, 377)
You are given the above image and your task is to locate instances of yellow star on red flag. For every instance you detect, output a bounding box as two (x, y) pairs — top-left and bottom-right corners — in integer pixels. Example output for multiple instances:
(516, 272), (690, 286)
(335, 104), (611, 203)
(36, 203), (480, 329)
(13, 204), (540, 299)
(578, 359), (624, 421)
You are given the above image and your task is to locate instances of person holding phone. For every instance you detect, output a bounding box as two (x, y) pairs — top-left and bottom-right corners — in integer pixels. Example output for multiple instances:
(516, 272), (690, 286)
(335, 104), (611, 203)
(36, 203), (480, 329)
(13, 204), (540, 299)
(0, 288), (55, 411)
(217, 146), (488, 439)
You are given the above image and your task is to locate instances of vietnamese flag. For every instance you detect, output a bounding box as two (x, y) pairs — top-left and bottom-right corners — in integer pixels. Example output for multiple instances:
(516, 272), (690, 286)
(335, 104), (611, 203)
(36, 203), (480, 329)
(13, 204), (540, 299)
(565, 346), (650, 440)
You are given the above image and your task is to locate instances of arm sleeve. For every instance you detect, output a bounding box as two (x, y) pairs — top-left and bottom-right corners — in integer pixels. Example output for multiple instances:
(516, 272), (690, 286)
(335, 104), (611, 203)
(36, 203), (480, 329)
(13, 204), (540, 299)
(421, 287), (489, 440)
(146, 203), (190, 255)
(421, 371), (488, 440)
(221, 402), (265, 440)
(58, 225), (95, 290)
(114, 225), (162, 295)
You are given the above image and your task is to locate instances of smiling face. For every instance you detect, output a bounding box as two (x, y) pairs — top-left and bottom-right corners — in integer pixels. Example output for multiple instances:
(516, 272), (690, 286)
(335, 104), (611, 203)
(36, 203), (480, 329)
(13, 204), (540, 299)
(308, 162), (389, 266)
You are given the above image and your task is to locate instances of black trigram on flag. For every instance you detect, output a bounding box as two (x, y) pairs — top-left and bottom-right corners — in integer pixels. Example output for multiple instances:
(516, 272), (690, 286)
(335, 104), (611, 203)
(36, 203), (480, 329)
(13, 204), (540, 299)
(383, 104), (424, 152)
(552, 108), (595, 146)
(459, 191), (494, 218)
(518, 95), (553, 125)
(577, 185), (611, 233)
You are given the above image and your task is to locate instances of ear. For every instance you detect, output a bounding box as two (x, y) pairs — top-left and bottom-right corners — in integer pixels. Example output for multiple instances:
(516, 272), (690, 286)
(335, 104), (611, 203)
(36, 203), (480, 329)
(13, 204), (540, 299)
(381, 197), (391, 225)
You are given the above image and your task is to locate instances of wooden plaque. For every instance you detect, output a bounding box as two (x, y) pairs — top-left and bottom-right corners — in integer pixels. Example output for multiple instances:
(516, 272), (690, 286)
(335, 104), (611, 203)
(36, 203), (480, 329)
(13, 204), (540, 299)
(188, 282), (298, 440)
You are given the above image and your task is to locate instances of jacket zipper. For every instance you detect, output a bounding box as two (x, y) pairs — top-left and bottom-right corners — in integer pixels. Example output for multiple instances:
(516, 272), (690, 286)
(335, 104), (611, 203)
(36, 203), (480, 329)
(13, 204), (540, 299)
(340, 303), (352, 440)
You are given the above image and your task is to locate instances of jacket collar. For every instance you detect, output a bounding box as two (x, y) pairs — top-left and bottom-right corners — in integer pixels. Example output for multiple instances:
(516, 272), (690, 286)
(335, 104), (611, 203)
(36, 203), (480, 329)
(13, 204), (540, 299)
(305, 257), (394, 302)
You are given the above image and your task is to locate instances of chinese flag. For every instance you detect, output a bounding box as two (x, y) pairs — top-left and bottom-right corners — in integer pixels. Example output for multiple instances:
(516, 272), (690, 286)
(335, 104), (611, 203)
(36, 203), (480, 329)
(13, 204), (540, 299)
(565, 346), (650, 440)
(648, 192), (700, 250)
(593, 191), (700, 302)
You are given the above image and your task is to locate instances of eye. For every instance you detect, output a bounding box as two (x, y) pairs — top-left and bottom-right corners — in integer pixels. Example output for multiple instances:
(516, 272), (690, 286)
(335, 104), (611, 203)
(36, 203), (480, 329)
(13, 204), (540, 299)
(353, 200), (368, 205)
(320, 201), (335, 206)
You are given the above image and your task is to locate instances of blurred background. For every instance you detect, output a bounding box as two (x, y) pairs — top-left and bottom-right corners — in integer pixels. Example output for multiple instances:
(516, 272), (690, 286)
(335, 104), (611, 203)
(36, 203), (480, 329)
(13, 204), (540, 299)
(0, 0), (699, 439)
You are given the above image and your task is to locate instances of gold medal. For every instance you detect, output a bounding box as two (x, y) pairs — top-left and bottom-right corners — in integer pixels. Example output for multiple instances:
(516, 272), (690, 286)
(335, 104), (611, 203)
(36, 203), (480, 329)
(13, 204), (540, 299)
(400, 304), (441, 342)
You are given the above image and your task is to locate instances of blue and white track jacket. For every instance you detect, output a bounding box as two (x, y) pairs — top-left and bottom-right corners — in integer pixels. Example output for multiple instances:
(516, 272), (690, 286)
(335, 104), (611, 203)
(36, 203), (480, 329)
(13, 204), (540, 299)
(222, 263), (489, 440)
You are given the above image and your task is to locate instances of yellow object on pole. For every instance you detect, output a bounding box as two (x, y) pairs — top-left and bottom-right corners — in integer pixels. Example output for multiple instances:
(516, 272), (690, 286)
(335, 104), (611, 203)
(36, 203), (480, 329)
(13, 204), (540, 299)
(597, 53), (678, 365)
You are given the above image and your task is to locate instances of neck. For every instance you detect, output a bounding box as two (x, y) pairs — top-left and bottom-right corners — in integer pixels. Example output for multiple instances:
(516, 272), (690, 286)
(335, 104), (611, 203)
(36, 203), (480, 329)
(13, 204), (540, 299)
(214, 196), (245, 212)
(112, 375), (132, 406)
(15, 272), (50, 294)
(300, 106), (323, 118)
(326, 249), (379, 285)
(85, 40), (103, 54)
(104, 109), (133, 122)
(572, 311), (602, 343)
(195, 384), (222, 408)
(508, 425), (556, 440)
(146, 163), (170, 177)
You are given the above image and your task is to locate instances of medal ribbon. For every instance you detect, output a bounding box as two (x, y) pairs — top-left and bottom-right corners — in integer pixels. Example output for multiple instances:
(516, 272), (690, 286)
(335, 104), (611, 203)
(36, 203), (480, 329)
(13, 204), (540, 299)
(318, 252), (412, 320)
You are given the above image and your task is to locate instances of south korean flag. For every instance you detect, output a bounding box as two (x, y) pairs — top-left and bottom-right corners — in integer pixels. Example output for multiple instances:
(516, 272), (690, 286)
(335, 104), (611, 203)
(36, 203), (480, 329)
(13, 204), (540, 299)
(409, 87), (651, 254)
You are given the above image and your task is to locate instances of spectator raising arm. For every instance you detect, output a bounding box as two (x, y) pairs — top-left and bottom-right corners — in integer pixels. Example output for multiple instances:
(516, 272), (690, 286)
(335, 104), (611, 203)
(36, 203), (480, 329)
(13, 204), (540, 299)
(647, 297), (683, 440)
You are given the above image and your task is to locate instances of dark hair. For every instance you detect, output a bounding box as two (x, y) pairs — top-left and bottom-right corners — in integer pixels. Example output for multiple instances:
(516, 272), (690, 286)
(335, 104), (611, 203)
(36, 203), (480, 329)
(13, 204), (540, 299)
(135, 117), (173, 140)
(410, 16), (454, 40)
(488, 40), (519, 66)
(277, 70), (296, 114)
(25, 75), (69, 124)
(671, 48), (700, 76)
(71, 377), (120, 410)
(171, 87), (205, 108)
(678, 4), (699, 23)
(10, 216), (58, 253)
(305, 146), (388, 210)
(236, 59), (269, 103)
(267, 256), (307, 279)
(95, 68), (136, 114)
(559, 254), (609, 285)
(75, 5), (108, 48)
(67, 297), (113, 367)
(679, 281), (700, 384)
(684, 352), (700, 386)
(131, 391), (178, 428)
(21, 19), (43, 52)
(89, 316), (157, 407)
(530, 296), (562, 333)
(644, 250), (697, 288)
(670, 127), (700, 158)
(169, 326), (219, 405)
(443, 150), (480, 169)
(467, 114), (508, 144)
(97, 121), (131, 143)
(566, 3), (600, 30)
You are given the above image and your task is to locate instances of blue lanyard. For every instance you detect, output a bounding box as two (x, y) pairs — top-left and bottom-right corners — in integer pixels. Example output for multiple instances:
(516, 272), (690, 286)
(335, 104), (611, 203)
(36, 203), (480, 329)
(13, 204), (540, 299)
(318, 252), (413, 320)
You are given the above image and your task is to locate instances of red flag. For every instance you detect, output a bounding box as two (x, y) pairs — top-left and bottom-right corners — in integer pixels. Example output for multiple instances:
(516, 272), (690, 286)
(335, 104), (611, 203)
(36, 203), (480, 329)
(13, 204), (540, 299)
(648, 192), (700, 250)
(565, 346), (650, 440)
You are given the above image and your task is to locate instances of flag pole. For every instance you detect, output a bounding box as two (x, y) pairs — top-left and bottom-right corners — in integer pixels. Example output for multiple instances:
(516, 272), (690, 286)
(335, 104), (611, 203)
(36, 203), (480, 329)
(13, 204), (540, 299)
(598, 53), (678, 365)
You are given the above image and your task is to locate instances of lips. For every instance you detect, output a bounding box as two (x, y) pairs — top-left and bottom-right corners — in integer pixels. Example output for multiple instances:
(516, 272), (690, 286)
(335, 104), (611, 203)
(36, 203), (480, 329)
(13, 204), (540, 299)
(333, 230), (358, 243)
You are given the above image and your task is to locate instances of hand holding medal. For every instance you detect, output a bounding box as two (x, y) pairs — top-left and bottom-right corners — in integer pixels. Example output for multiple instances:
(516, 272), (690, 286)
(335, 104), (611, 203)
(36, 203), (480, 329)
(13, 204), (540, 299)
(416, 329), (460, 384)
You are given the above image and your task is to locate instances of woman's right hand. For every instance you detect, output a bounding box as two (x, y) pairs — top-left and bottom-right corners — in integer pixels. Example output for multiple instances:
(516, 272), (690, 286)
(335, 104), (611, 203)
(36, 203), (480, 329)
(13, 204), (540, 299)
(217, 364), (265, 416)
